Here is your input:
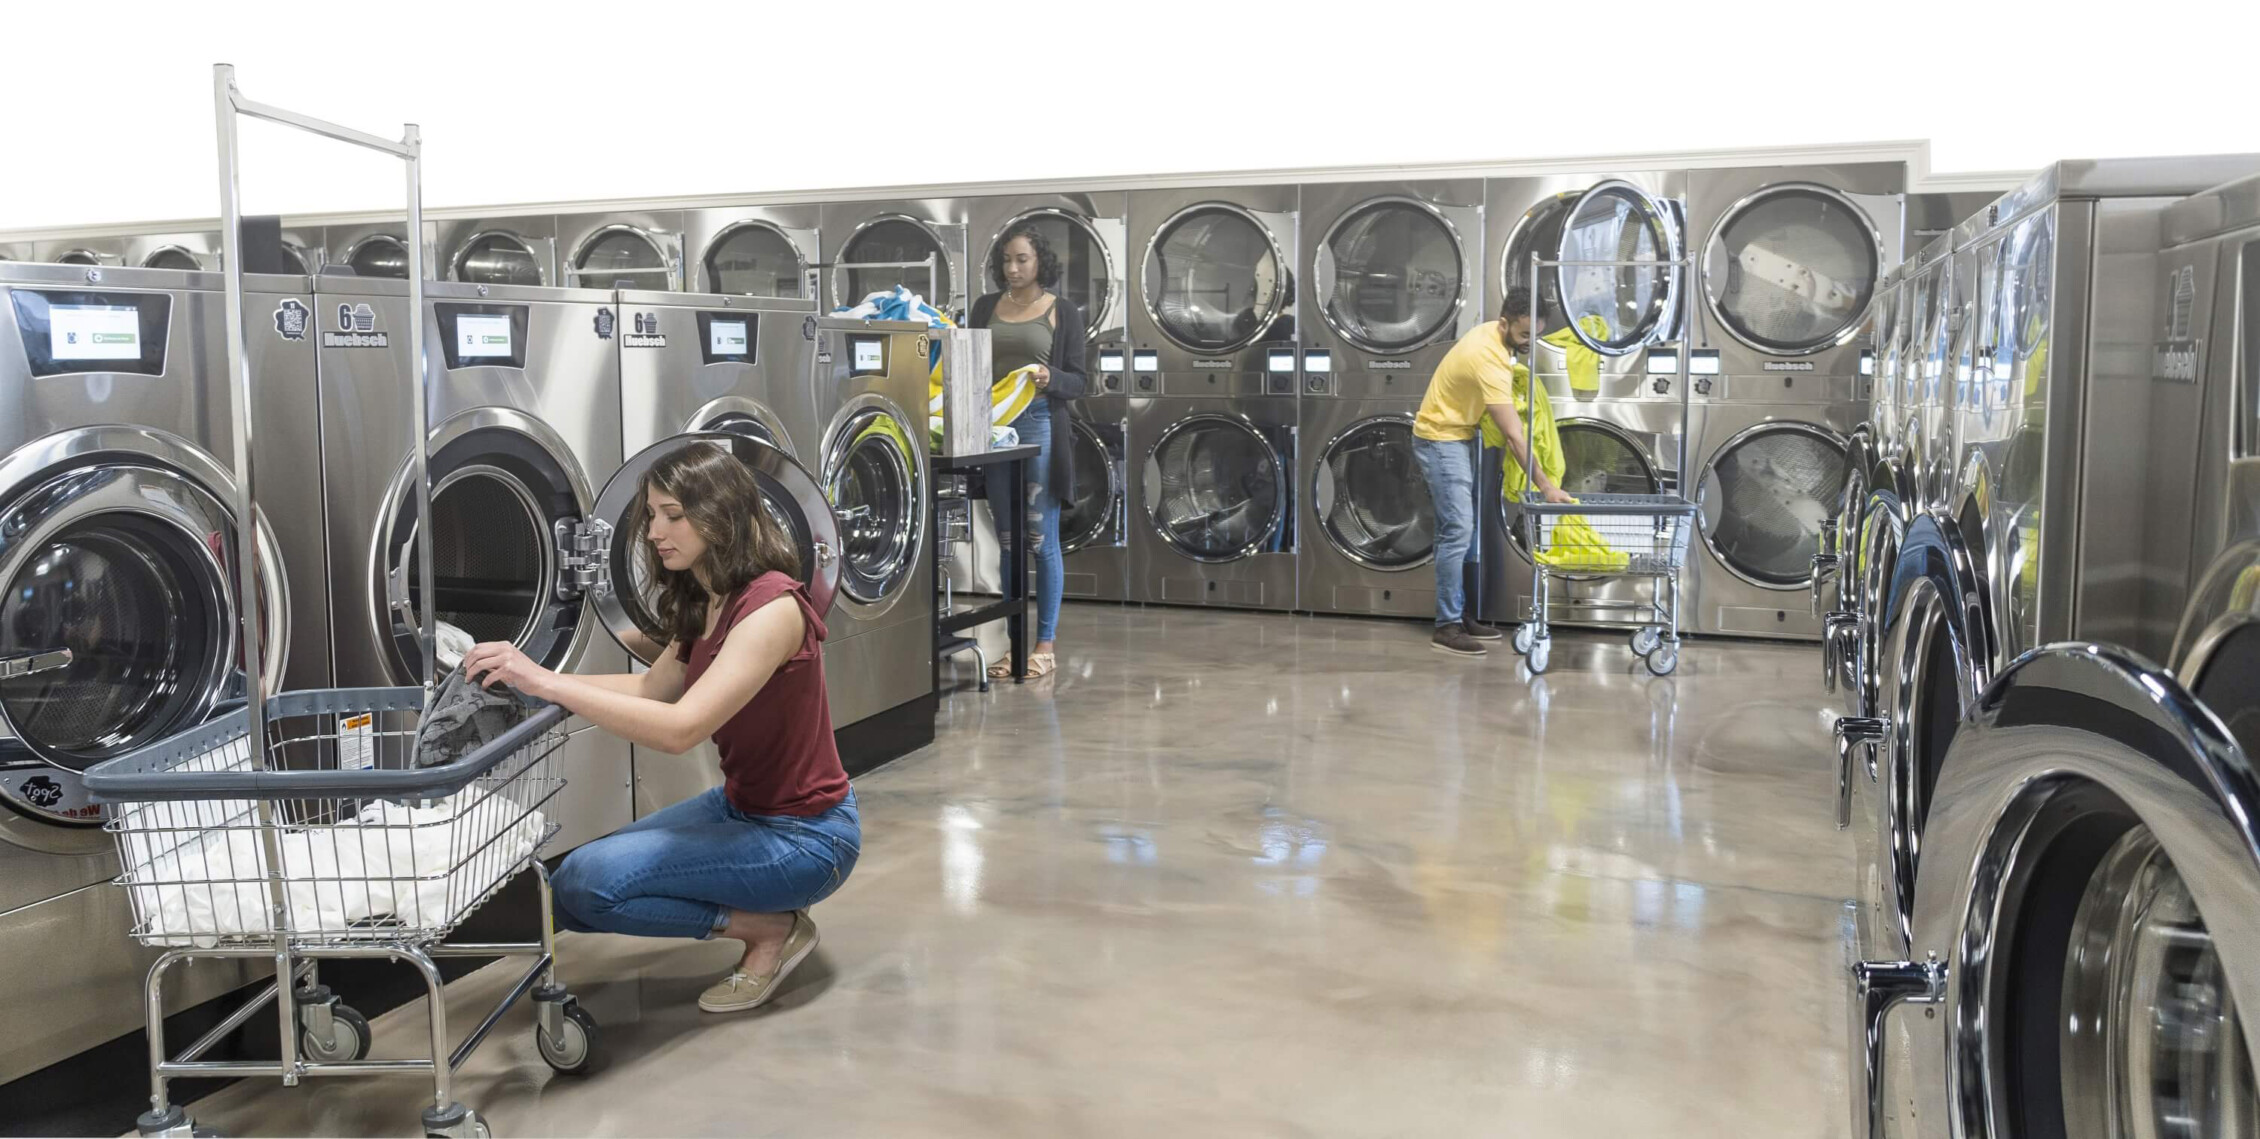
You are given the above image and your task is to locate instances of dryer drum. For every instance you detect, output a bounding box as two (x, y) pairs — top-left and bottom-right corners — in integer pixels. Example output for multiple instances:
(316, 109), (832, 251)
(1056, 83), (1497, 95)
(1144, 417), (1282, 561)
(1320, 200), (1463, 354)
(401, 468), (552, 647)
(346, 235), (412, 280)
(573, 226), (669, 290)
(704, 223), (806, 298)
(1058, 420), (1116, 554)
(454, 233), (543, 287)
(1144, 206), (1287, 354)
(1707, 187), (1879, 354)
(140, 246), (202, 271)
(1314, 418), (1433, 570)
(840, 219), (949, 309)
(1699, 425), (1847, 587)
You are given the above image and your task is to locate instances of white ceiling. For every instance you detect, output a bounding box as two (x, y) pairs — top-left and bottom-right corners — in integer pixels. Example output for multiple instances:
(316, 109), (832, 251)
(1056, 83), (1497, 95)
(3, 0), (2252, 230)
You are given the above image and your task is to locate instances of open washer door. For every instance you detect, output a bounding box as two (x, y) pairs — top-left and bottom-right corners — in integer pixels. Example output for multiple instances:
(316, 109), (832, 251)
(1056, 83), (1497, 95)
(822, 397), (926, 611)
(589, 432), (841, 665)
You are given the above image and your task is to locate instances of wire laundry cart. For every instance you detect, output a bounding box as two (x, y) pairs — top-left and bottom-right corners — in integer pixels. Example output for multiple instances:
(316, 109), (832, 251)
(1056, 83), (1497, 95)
(74, 67), (604, 1139)
(1510, 240), (1699, 677)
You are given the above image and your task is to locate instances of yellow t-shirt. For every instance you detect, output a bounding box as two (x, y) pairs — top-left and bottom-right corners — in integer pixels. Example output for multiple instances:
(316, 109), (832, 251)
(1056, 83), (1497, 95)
(1414, 322), (1520, 442)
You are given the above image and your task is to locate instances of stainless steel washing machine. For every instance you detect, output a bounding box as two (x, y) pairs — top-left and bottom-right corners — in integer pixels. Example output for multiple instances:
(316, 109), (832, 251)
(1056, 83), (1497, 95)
(1125, 186), (1300, 612)
(1477, 173), (1690, 631)
(802, 317), (934, 728)
(0, 262), (328, 1087)
(436, 216), (557, 288)
(818, 199), (970, 318)
(684, 206), (821, 300)
(610, 289), (840, 813)
(314, 275), (629, 855)
(557, 210), (683, 292)
(1294, 179), (1480, 618)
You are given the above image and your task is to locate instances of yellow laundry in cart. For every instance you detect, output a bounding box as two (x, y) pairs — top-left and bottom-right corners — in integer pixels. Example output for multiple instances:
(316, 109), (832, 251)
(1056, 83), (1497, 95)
(1480, 359), (1629, 573)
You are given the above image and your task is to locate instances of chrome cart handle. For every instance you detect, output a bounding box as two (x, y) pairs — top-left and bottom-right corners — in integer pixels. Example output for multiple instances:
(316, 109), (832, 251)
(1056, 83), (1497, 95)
(1834, 716), (1886, 829)
(0, 647), (73, 679)
(1850, 956), (1945, 1139)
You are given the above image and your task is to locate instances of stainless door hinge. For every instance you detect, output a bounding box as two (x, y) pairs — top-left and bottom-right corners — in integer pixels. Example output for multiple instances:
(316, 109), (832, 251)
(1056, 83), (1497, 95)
(557, 518), (613, 599)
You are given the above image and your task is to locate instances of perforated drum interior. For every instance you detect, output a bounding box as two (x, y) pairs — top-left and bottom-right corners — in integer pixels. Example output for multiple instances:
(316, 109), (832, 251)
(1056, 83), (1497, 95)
(455, 234), (543, 287)
(1143, 415), (1283, 561)
(705, 223), (806, 298)
(1318, 200), (1463, 355)
(1698, 424), (1848, 587)
(573, 227), (669, 290)
(1705, 185), (1879, 355)
(1143, 206), (1288, 353)
(1314, 418), (1432, 569)
(840, 219), (949, 309)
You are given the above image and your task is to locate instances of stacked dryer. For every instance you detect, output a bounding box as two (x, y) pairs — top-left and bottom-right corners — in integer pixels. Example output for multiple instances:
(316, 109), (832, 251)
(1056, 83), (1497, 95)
(436, 215), (557, 287)
(683, 205), (821, 301)
(557, 210), (683, 292)
(0, 262), (328, 1087)
(1125, 186), (1302, 612)
(819, 198), (969, 319)
(1478, 172), (1690, 634)
(1681, 163), (1902, 642)
(1294, 179), (1481, 619)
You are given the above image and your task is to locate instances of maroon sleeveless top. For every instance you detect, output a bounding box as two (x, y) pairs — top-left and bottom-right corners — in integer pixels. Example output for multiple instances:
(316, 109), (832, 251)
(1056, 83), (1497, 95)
(678, 571), (849, 817)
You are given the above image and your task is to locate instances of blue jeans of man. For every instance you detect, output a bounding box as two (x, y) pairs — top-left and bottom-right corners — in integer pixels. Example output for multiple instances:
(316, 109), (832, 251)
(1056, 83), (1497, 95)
(991, 400), (1063, 643)
(1413, 435), (1478, 627)
(551, 787), (860, 939)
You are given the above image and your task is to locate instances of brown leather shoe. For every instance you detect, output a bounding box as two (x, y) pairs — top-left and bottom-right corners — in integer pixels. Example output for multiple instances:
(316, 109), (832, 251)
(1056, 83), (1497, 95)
(1432, 626), (1488, 657)
(1462, 618), (1504, 640)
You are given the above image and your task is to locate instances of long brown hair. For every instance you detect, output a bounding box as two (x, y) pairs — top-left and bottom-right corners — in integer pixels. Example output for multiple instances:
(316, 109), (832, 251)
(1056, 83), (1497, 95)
(630, 444), (801, 655)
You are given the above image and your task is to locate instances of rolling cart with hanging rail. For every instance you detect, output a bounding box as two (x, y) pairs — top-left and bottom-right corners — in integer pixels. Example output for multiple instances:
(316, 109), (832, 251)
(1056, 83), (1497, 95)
(1508, 247), (1699, 677)
(78, 66), (603, 1139)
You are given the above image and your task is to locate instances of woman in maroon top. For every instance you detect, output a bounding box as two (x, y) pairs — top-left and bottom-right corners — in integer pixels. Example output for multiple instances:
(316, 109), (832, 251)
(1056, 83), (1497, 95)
(463, 446), (858, 1014)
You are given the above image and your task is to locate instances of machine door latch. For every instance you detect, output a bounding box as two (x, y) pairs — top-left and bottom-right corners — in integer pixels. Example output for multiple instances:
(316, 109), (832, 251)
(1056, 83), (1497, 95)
(557, 518), (614, 599)
(0, 648), (73, 679)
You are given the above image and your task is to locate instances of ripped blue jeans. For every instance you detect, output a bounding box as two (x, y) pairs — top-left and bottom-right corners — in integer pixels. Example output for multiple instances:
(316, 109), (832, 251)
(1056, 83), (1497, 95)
(992, 401), (1063, 643)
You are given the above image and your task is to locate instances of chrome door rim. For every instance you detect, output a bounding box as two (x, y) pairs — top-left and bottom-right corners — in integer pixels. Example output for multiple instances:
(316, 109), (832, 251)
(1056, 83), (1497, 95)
(1312, 412), (1432, 571)
(820, 394), (925, 611)
(1700, 181), (1883, 357)
(1313, 195), (1467, 357)
(703, 220), (811, 297)
(568, 222), (674, 291)
(1142, 411), (1285, 563)
(1139, 201), (1291, 356)
(450, 229), (545, 286)
(344, 234), (410, 278)
(989, 207), (1118, 333)
(1697, 419), (1850, 590)
(1554, 179), (1682, 357)
(139, 245), (205, 271)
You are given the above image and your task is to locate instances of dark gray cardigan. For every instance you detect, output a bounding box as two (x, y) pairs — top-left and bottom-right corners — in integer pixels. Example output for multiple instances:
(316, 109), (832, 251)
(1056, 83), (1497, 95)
(967, 290), (1087, 500)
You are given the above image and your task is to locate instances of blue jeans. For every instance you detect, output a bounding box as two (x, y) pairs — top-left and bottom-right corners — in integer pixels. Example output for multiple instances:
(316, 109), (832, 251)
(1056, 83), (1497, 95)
(1413, 436), (1477, 627)
(992, 401), (1063, 643)
(551, 787), (860, 939)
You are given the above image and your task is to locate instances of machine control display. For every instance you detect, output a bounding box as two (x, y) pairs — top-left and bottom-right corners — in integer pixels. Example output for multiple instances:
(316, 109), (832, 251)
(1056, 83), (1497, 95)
(49, 305), (141, 361)
(8, 289), (172, 377)
(1858, 349), (1875, 376)
(1266, 349), (1297, 374)
(1689, 350), (1720, 375)
(456, 314), (513, 359)
(1302, 349), (1332, 373)
(1645, 350), (1720, 376)
(848, 333), (887, 375)
(1099, 350), (1126, 374)
(710, 319), (748, 355)
(696, 312), (757, 365)
(1647, 351), (1678, 375)
(1132, 350), (1159, 373)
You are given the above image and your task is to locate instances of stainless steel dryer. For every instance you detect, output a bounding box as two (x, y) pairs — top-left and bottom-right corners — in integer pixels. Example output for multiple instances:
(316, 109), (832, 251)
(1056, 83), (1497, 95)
(0, 262), (328, 1087)
(1477, 173), (1689, 631)
(1685, 377), (1859, 641)
(314, 275), (629, 854)
(610, 289), (841, 813)
(818, 199), (970, 318)
(324, 222), (426, 280)
(802, 317), (935, 729)
(1125, 186), (1300, 612)
(436, 215), (557, 288)
(557, 210), (684, 292)
(684, 206), (821, 300)
(1294, 179), (1481, 619)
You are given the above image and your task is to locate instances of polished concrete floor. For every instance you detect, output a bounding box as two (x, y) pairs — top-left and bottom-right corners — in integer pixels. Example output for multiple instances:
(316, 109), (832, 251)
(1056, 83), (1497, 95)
(181, 604), (1854, 1137)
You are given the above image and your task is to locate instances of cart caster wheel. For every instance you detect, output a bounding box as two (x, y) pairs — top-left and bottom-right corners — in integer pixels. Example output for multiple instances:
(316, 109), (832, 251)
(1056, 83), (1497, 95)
(422, 1103), (489, 1139)
(137, 1106), (213, 1137)
(1513, 624), (1537, 655)
(536, 1000), (605, 1076)
(300, 1003), (370, 1063)
(1630, 626), (1661, 657)
(1646, 645), (1679, 676)
(1528, 639), (1551, 674)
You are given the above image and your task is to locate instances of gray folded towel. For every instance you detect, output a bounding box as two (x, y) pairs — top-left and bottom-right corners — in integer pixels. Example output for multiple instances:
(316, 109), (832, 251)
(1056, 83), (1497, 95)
(413, 665), (548, 768)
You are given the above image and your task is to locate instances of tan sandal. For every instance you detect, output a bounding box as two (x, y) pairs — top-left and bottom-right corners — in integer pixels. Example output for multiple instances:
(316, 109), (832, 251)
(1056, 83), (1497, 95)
(1021, 651), (1057, 679)
(986, 659), (1013, 679)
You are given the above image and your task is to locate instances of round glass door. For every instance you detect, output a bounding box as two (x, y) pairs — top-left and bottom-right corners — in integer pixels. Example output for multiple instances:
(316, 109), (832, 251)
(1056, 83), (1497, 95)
(704, 222), (807, 298)
(347, 235), (411, 280)
(1059, 420), (1117, 554)
(1503, 420), (1661, 561)
(1141, 413), (1284, 562)
(989, 209), (1115, 331)
(1556, 181), (1679, 355)
(0, 462), (267, 774)
(1703, 183), (1880, 355)
(572, 225), (671, 291)
(1141, 204), (1289, 354)
(54, 250), (101, 266)
(1313, 417), (1432, 569)
(453, 232), (544, 287)
(141, 246), (202, 271)
(1697, 422), (1848, 588)
(823, 405), (921, 604)
(1315, 197), (1465, 355)
(838, 218), (949, 310)
(592, 433), (842, 663)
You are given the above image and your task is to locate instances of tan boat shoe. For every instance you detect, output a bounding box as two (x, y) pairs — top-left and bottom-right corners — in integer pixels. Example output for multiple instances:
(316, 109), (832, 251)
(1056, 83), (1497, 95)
(698, 911), (820, 1013)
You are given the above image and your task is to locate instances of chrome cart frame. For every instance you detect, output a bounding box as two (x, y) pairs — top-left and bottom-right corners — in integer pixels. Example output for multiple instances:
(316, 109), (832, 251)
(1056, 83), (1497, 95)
(74, 66), (602, 1139)
(1509, 249), (1699, 677)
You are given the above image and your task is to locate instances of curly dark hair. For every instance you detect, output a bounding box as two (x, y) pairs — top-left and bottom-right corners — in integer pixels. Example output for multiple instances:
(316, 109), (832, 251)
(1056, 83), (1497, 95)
(1499, 285), (1533, 321)
(988, 222), (1062, 291)
(629, 444), (804, 659)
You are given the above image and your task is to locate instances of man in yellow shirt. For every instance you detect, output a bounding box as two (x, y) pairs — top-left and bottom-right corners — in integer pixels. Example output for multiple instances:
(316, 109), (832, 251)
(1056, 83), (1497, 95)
(1413, 286), (1574, 657)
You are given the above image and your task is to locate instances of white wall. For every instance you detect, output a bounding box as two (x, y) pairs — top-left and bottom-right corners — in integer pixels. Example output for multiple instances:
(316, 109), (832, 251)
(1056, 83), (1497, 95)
(2, 0), (2254, 230)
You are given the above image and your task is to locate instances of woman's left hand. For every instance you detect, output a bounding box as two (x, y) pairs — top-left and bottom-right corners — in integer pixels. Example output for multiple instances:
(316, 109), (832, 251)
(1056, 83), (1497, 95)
(1029, 365), (1050, 391)
(462, 641), (554, 698)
